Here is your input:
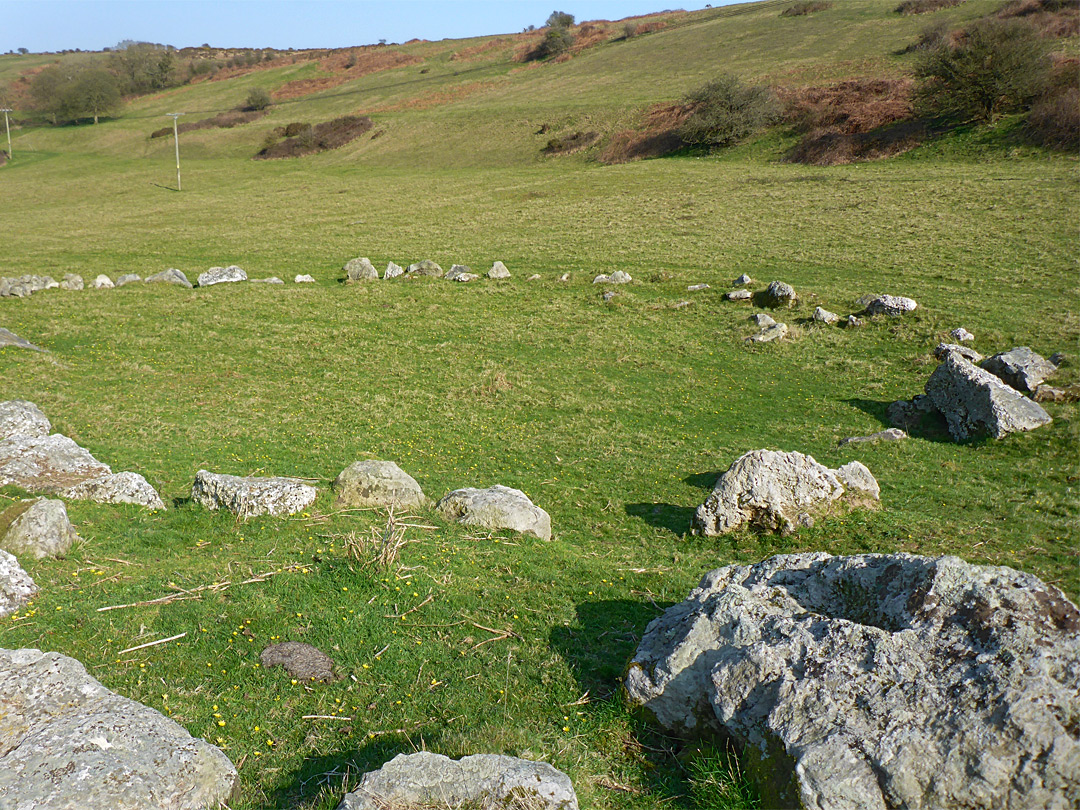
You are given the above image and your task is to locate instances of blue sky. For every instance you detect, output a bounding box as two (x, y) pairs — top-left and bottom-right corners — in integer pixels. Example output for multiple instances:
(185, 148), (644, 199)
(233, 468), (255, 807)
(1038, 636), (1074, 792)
(2, 0), (741, 53)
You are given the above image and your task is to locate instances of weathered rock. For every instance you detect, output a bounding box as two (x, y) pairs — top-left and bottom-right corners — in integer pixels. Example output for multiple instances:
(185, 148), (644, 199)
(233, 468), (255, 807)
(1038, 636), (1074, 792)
(813, 306), (838, 324)
(726, 289), (752, 301)
(451, 271), (480, 282)
(926, 353), (1052, 440)
(294, 274), (316, 283)
(383, 262), (404, 279)
(191, 470), (316, 517)
(763, 280), (797, 308)
(0, 498), (80, 559)
(839, 428), (907, 447)
(846, 314), (863, 328)
(487, 261), (511, 279)
(624, 552), (1080, 810)
(691, 450), (878, 536)
(115, 274), (142, 287)
(745, 322), (788, 343)
(0, 648), (238, 808)
(437, 485), (551, 541)
(688, 283), (710, 291)
(863, 294), (917, 316)
(886, 394), (937, 432)
(981, 346), (1057, 394)
(344, 257), (378, 281)
(733, 274), (753, 286)
(260, 642), (338, 682)
(0, 550), (36, 618)
(338, 752), (578, 810)
(0, 400), (50, 440)
(750, 313), (776, 328)
(251, 277), (284, 284)
(145, 268), (193, 288)
(407, 260), (444, 278)
(0, 328), (45, 352)
(62, 471), (166, 510)
(951, 327), (975, 342)
(333, 460), (427, 510)
(91, 274), (114, 289)
(197, 265), (247, 286)
(0, 279), (32, 298)
(934, 342), (983, 363)
(1034, 383), (1080, 403)
(526, 274), (541, 281)
(59, 273), (84, 291)
(0, 433), (111, 491)
(594, 271), (632, 285)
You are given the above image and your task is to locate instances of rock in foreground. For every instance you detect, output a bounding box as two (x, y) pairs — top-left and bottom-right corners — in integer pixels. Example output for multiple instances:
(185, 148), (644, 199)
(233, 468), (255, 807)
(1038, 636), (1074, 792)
(334, 460), (427, 510)
(692, 450), (878, 535)
(437, 485), (551, 541)
(487, 261), (511, 279)
(0, 498), (80, 559)
(191, 470), (316, 517)
(338, 752), (578, 810)
(763, 280), (797, 308)
(0, 648), (238, 809)
(624, 552), (1080, 810)
(0, 400), (51, 440)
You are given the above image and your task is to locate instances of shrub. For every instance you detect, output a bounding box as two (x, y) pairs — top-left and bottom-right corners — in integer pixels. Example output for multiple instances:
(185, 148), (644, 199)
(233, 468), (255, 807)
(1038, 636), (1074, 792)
(283, 121), (309, 137)
(546, 10), (575, 28)
(535, 26), (574, 59)
(896, 0), (965, 14)
(679, 75), (781, 148)
(914, 17), (1049, 122)
(244, 87), (272, 111)
(622, 22), (639, 38)
(781, 2), (834, 17)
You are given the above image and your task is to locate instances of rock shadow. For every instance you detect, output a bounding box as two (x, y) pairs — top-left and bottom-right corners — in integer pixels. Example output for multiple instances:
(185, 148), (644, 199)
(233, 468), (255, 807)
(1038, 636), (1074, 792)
(843, 397), (953, 443)
(683, 471), (722, 490)
(624, 502), (695, 536)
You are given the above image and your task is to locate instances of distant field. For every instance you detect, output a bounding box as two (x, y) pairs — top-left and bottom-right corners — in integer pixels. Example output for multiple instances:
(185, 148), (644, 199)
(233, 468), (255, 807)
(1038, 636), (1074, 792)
(0, 1), (1077, 807)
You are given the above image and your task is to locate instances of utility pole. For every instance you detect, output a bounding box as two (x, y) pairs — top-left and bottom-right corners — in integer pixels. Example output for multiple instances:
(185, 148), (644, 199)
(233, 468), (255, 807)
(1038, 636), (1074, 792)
(165, 112), (183, 190)
(0, 109), (11, 163)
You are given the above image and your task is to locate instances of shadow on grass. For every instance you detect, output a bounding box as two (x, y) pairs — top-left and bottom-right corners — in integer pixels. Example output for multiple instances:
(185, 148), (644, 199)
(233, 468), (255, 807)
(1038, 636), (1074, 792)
(684, 471), (722, 490)
(625, 502), (695, 536)
(843, 397), (954, 443)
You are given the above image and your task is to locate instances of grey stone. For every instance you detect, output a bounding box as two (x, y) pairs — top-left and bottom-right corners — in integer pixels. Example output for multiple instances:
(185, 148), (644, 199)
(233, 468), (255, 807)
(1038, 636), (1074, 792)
(934, 343), (983, 363)
(726, 289), (752, 301)
(624, 552), (1080, 810)
(338, 752), (578, 810)
(0, 329), (44, 353)
(334, 460), (427, 510)
(0, 280), (32, 298)
(0, 550), (36, 618)
(407, 260), (444, 278)
(750, 313), (776, 328)
(251, 277), (284, 284)
(487, 261), (511, 279)
(260, 642), (338, 682)
(0, 400), (51, 440)
(1, 498), (80, 559)
(344, 257), (378, 282)
(0, 433), (112, 492)
(839, 428), (908, 447)
(450, 269), (480, 282)
(863, 294), (917, 316)
(62, 471), (166, 510)
(59, 273), (84, 291)
(688, 284), (710, 291)
(846, 315), (863, 328)
(437, 485), (551, 541)
(813, 306), (838, 324)
(926, 353), (1052, 440)
(444, 264), (471, 281)
(294, 274), (316, 283)
(981, 346), (1057, 394)
(197, 265), (247, 286)
(950, 327), (975, 342)
(733, 274), (753, 286)
(91, 274), (114, 289)
(691, 449), (878, 536)
(191, 470), (316, 518)
(764, 280), (797, 308)
(0, 647), (238, 808)
(383, 262), (404, 279)
(886, 394), (937, 432)
(115, 274), (141, 287)
(145, 269), (193, 288)
(745, 323), (788, 343)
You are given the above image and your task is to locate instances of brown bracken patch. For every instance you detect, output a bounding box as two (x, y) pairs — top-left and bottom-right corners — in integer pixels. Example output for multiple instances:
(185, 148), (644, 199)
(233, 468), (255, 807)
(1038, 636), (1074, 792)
(255, 115), (373, 159)
(150, 108), (267, 139)
(273, 49), (422, 101)
(598, 102), (694, 164)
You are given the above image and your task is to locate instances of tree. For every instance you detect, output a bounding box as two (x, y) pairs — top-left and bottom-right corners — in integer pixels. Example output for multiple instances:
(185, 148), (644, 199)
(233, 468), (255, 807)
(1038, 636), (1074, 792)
(18, 48), (28, 55)
(63, 68), (121, 124)
(914, 18), (1049, 123)
(546, 10), (575, 28)
(679, 75), (781, 149)
(244, 87), (272, 111)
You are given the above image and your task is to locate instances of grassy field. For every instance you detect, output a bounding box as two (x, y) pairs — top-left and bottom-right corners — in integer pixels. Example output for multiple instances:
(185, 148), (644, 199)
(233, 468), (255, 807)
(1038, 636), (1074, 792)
(0, 1), (1077, 808)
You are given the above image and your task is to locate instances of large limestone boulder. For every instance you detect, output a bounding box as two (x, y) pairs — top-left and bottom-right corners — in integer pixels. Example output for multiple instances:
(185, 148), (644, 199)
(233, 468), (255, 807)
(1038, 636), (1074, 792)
(0, 648), (238, 809)
(863, 294), (917, 316)
(115, 273), (141, 287)
(981, 346), (1057, 394)
(197, 265), (247, 286)
(692, 450), (878, 536)
(487, 261), (511, 279)
(407, 260), (444, 277)
(0, 550), (36, 618)
(926, 352), (1052, 440)
(0, 400), (50, 441)
(0, 328), (45, 353)
(344, 257), (378, 281)
(763, 280), (797, 308)
(333, 460), (427, 510)
(624, 552), (1080, 810)
(60, 273), (84, 291)
(813, 306), (838, 324)
(337, 752), (578, 810)
(934, 342), (982, 363)
(191, 470), (316, 517)
(0, 498), (80, 559)
(145, 268), (193, 288)
(437, 485), (551, 541)
(383, 262), (404, 279)
(91, 274), (114, 289)
(63, 471), (166, 510)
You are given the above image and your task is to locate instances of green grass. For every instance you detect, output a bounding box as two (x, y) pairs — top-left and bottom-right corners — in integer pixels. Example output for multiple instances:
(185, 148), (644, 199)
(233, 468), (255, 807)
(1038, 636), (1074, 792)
(0, 2), (1077, 808)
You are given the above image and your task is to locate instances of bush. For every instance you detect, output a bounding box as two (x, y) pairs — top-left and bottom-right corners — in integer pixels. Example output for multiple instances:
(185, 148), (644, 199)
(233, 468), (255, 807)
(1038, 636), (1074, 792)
(914, 17), (1049, 122)
(781, 2), (834, 17)
(896, 0), (965, 14)
(546, 10), (575, 28)
(679, 75), (781, 148)
(622, 22), (639, 38)
(244, 87), (272, 111)
(1027, 86), (1080, 149)
(534, 26), (574, 59)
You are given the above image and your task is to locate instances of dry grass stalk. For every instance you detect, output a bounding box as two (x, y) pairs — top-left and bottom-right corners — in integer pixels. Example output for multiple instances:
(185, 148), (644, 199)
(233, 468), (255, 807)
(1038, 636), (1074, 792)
(344, 507), (417, 571)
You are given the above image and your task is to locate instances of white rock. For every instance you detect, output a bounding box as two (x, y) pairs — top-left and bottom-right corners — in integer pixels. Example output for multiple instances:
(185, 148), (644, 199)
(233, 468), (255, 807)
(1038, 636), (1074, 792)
(726, 289), (751, 301)
(0, 550), (36, 618)
(91, 275), (114, 289)
(191, 470), (317, 517)
(383, 262), (404, 279)
(344, 257), (378, 281)
(863, 294), (917, 316)
(487, 261), (511, 279)
(813, 306), (839, 324)
(437, 485), (551, 540)
(333, 461), (428, 510)
(733, 274), (752, 286)
(688, 283), (710, 291)
(0, 400), (50, 441)
(115, 274), (141, 287)
(0, 498), (80, 559)
(198, 266), (247, 286)
(294, 274), (316, 283)
(951, 327), (975, 342)
(251, 277), (284, 284)
(145, 269), (193, 288)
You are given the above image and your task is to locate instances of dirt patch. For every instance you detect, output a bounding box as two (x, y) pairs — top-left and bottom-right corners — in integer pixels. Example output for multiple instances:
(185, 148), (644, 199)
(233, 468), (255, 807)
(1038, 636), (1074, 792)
(273, 49), (422, 101)
(542, 131), (600, 155)
(599, 102), (693, 164)
(255, 115), (373, 159)
(150, 108), (268, 139)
